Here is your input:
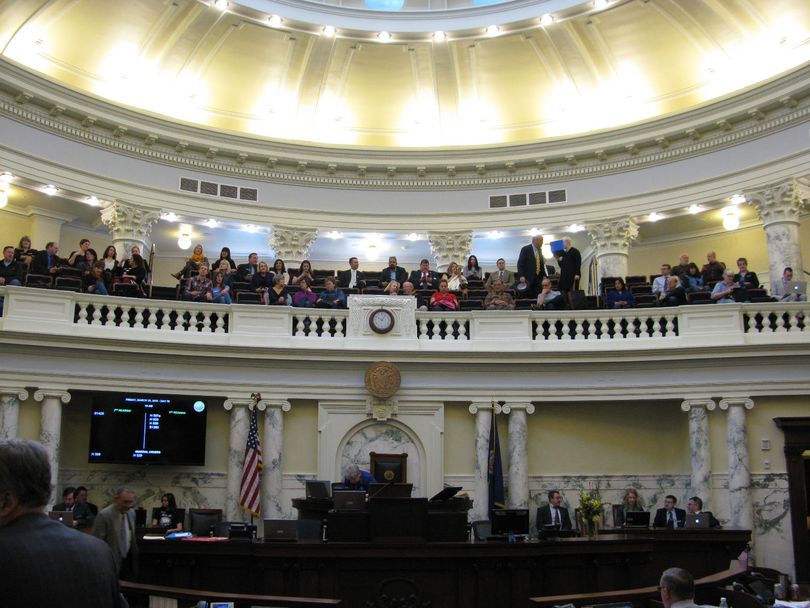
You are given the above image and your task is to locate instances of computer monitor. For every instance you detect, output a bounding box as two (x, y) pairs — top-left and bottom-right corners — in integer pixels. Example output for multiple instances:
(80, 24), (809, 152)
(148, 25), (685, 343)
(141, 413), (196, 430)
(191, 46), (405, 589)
(491, 509), (529, 535)
(624, 511), (650, 527)
(305, 480), (331, 499)
(188, 509), (222, 537)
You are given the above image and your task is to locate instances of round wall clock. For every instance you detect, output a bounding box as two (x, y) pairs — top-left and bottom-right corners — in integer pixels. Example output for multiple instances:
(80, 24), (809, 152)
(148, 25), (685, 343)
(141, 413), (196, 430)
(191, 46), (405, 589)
(369, 308), (395, 334)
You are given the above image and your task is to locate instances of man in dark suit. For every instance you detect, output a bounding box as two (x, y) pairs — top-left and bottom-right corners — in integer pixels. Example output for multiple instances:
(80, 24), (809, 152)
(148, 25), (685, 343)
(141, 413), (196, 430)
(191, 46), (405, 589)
(557, 237), (582, 309)
(0, 439), (123, 607)
(536, 489), (572, 531)
(686, 496), (720, 528)
(408, 259), (440, 290)
(236, 252), (259, 282)
(92, 486), (138, 579)
(31, 241), (64, 276)
(380, 256), (408, 290)
(653, 494), (686, 529)
(337, 256), (366, 289)
(661, 276), (688, 306)
(517, 235), (547, 298)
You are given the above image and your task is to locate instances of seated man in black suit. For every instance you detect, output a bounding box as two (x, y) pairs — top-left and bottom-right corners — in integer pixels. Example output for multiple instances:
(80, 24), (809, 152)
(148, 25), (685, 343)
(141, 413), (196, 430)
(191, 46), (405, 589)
(337, 256), (366, 290)
(536, 489), (572, 531)
(236, 252), (259, 283)
(408, 258), (440, 291)
(31, 241), (64, 276)
(653, 494), (686, 529)
(380, 256), (408, 290)
(686, 496), (720, 528)
(0, 439), (123, 607)
(661, 276), (688, 306)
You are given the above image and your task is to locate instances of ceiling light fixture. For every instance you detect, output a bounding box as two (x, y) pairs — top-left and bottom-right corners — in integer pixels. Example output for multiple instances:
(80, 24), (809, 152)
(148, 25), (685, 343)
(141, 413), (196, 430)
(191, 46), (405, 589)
(721, 206), (740, 231)
(688, 204), (702, 214)
(486, 25), (500, 37)
(43, 185), (58, 196)
(0, 185), (7, 209)
(377, 31), (391, 42)
(648, 212), (663, 222)
(244, 224), (260, 233)
(85, 196), (100, 207)
(433, 31), (446, 42)
(325, 230), (342, 239)
(322, 25), (336, 37)
(730, 193), (746, 205)
(213, 0), (229, 10)
(205, 218), (218, 228)
(567, 224), (585, 233)
(594, 0), (610, 9)
(177, 233), (192, 250)
(540, 14), (554, 26)
(488, 230), (504, 239)
(529, 228), (543, 236)
(161, 212), (178, 222)
(0, 172), (13, 184)
(268, 14), (282, 28)
(405, 233), (421, 241)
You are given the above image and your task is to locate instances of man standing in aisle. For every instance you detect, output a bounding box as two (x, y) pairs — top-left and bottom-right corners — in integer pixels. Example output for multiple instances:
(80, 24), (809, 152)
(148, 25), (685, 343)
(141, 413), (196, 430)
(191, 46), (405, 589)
(93, 486), (138, 579)
(557, 237), (582, 309)
(517, 235), (547, 298)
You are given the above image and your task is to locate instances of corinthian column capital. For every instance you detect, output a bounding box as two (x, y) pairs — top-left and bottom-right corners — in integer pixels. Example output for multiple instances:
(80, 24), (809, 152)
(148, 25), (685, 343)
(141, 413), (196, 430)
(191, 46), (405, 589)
(428, 231), (472, 271)
(268, 225), (318, 262)
(99, 201), (161, 241)
(586, 218), (639, 255)
(745, 178), (809, 226)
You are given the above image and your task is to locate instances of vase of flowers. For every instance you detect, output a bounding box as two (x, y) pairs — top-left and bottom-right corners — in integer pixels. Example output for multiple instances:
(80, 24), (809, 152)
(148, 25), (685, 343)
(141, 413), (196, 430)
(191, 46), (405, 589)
(579, 490), (602, 539)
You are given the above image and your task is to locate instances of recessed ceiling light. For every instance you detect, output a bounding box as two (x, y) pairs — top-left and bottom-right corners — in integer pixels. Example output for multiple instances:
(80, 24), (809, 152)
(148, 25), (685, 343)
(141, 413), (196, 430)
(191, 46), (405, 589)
(0, 172), (13, 184)
(567, 224), (585, 233)
(161, 212), (178, 222)
(244, 224), (260, 233)
(322, 25), (336, 37)
(688, 204), (702, 214)
(648, 212), (663, 222)
(43, 185), (58, 196)
(213, 0), (229, 10)
(85, 196), (100, 207)
(205, 218), (218, 228)
(405, 233), (421, 241)
(433, 31), (446, 42)
(540, 14), (554, 26)
(268, 14), (282, 28)
(730, 193), (746, 205)
(377, 31), (391, 42)
(325, 230), (342, 239)
(594, 0), (609, 9)
(486, 25), (500, 37)
(529, 228), (543, 236)
(488, 230), (504, 239)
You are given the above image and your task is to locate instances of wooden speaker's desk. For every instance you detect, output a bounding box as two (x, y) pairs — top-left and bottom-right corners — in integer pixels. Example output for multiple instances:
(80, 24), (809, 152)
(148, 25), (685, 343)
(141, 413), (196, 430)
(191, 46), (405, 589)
(138, 529), (749, 608)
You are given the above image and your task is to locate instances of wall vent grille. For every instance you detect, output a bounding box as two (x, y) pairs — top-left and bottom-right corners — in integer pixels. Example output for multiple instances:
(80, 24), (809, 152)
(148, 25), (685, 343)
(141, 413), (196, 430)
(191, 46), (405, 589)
(179, 177), (259, 202)
(509, 193), (527, 207)
(489, 195), (508, 208)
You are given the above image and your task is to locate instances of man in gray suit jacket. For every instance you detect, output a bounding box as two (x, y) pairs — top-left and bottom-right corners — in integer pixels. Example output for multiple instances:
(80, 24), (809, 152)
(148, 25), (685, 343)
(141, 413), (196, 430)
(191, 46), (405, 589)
(485, 258), (516, 290)
(93, 486), (138, 579)
(0, 439), (123, 608)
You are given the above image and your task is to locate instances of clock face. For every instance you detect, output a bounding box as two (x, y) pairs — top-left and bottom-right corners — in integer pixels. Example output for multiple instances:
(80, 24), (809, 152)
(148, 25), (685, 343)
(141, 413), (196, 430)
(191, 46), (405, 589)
(369, 308), (395, 334)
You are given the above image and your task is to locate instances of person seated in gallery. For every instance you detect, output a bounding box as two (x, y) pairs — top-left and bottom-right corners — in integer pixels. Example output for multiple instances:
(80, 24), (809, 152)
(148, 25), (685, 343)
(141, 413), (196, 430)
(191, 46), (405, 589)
(380, 256), (408, 290)
(464, 255), (483, 280)
(653, 494), (685, 529)
(291, 260), (315, 286)
(671, 253), (691, 279)
(211, 247), (236, 273)
(607, 278), (635, 309)
(211, 271), (232, 305)
(429, 280), (459, 311)
(701, 250), (726, 283)
(54, 486), (94, 528)
(535, 278), (565, 310)
(442, 262), (468, 296)
(536, 490), (572, 531)
(151, 492), (183, 533)
(67, 238), (92, 268)
(0, 245), (24, 287)
(268, 274), (292, 306)
(31, 241), (65, 276)
(250, 261), (275, 303)
(683, 263), (705, 292)
(484, 279), (515, 310)
(171, 243), (208, 280)
(83, 263), (109, 296)
(733, 257), (760, 289)
(293, 278), (317, 308)
(386, 280), (401, 295)
(660, 276), (687, 306)
(410, 258), (441, 290)
(53, 486), (77, 512)
(686, 496), (720, 528)
(342, 463), (376, 492)
(337, 256), (366, 290)
(772, 267), (806, 302)
(484, 258), (515, 290)
(119, 253), (148, 288)
(182, 264), (213, 302)
(617, 488), (645, 525)
(711, 268), (742, 303)
(316, 277), (347, 309)
(236, 252), (259, 283)
(14, 235), (36, 266)
(213, 259), (235, 287)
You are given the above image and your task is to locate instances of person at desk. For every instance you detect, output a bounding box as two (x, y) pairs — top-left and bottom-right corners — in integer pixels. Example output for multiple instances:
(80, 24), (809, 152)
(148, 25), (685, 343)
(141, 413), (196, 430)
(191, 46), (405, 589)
(686, 496), (720, 528)
(536, 490), (572, 531)
(659, 567), (700, 608)
(653, 494), (686, 529)
(151, 492), (183, 533)
(618, 488), (645, 525)
(342, 464), (376, 492)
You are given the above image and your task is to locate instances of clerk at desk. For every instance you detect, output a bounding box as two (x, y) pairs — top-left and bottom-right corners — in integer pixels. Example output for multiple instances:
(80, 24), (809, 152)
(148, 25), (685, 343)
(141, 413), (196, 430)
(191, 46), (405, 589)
(343, 464), (377, 492)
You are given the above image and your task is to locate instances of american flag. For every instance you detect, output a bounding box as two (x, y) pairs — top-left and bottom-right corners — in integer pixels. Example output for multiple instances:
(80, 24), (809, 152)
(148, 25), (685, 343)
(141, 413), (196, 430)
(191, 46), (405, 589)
(240, 407), (263, 516)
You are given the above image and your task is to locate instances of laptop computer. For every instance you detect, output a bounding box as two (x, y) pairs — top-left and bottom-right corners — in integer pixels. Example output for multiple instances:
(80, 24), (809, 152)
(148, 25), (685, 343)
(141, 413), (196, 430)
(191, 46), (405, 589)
(684, 513), (710, 529)
(263, 519), (298, 542)
(49, 510), (74, 526)
(332, 490), (367, 511)
(305, 480), (331, 500)
(624, 511), (650, 527)
(786, 281), (807, 298)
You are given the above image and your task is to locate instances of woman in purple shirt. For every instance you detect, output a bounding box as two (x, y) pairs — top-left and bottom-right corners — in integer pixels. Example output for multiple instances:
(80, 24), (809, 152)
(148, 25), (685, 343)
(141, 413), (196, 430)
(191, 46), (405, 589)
(293, 278), (317, 307)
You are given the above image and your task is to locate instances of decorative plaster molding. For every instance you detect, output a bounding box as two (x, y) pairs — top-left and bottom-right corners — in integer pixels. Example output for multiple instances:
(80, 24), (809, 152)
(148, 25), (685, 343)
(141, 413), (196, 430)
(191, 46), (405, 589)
(267, 225), (318, 261)
(32, 389), (71, 404)
(501, 402), (535, 414)
(468, 402), (502, 414)
(746, 177), (810, 226)
(586, 218), (639, 255)
(718, 398), (755, 411)
(1, 59), (810, 190)
(680, 399), (717, 412)
(427, 231), (472, 270)
(0, 387), (29, 400)
(99, 200), (161, 241)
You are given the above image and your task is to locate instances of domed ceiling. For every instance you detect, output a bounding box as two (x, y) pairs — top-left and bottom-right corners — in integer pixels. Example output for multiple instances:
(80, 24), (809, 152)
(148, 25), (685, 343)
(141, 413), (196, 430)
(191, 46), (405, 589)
(1, 0), (809, 148)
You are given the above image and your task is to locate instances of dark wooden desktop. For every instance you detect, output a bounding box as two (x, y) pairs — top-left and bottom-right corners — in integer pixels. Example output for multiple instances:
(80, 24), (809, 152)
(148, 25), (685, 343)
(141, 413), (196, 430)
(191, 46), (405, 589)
(138, 528), (750, 608)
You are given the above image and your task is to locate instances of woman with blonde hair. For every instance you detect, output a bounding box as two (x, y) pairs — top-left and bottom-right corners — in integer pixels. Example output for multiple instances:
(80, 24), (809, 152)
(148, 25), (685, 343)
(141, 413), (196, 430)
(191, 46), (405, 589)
(172, 243), (209, 280)
(616, 488), (645, 526)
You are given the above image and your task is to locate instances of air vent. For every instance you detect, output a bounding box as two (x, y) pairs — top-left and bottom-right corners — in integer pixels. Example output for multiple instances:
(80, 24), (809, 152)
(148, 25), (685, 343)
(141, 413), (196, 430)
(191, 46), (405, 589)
(548, 189), (567, 204)
(509, 194), (527, 207)
(239, 188), (258, 201)
(489, 195), (508, 209)
(179, 178), (198, 193)
(200, 181), (218, 196)
(528, 192), (547, 205)
(219, 184), (238, 199)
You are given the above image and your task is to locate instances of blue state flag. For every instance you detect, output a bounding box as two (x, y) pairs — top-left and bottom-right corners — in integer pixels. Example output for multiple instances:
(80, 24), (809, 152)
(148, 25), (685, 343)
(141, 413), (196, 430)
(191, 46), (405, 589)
(487, 405), (506, 517)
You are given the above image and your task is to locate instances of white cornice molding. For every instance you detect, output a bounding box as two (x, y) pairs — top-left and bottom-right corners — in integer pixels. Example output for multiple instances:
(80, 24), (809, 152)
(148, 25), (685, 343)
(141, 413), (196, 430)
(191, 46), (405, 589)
(1, 58), (809, 190)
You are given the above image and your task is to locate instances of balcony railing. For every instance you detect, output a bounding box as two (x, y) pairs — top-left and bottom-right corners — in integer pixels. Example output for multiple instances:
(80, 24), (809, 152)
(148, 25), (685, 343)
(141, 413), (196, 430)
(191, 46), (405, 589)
(0, 286), (807, 352)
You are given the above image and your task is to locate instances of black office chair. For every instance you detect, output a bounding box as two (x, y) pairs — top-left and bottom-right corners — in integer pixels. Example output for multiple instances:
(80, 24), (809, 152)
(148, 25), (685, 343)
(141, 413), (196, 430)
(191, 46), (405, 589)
(188, 508), (222, 537)
(471, 520), (491, 541)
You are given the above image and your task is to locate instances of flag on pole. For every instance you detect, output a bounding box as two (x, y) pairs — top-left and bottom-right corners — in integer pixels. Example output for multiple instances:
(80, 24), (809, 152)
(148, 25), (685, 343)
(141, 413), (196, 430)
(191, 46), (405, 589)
(240, 407), (263, 516)
(488, 402), (505, 517)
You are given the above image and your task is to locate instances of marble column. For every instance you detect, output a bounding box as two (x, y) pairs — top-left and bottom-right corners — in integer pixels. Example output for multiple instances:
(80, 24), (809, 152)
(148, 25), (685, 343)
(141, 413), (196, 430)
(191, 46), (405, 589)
(681, 399), (716, 503)
(719, 397), (754, 529)
(469, 402), (498, 521)
(99, 200), (161, 261)
(503, 402), (535, 509)
(33, 389), (71, 505)
(427, 231), (472, 273)
(746, 178), (809, 282)
(585, 218), (640, 280)
(0, 387), (28, 440)
(223, 398), (251, 522)
(267, 225), (319, 267)
(261, 400), (291, 519)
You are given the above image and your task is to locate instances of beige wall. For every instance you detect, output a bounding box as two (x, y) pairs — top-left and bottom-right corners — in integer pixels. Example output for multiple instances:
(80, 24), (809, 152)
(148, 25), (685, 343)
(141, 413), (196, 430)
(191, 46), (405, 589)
(283, 400), (318, 473)
(0, 210), (32, 248)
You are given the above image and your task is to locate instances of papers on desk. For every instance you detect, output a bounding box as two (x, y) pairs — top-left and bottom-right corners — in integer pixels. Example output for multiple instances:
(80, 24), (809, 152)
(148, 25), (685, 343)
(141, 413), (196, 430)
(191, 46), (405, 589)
(775, 601), (810, 608)
(180, 536), (229, 542)
(141, 535), (166, 541)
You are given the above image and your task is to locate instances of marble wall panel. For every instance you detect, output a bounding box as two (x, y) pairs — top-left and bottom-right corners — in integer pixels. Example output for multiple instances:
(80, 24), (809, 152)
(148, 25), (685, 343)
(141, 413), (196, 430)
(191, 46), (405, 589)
(340, 423), (421, 495)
